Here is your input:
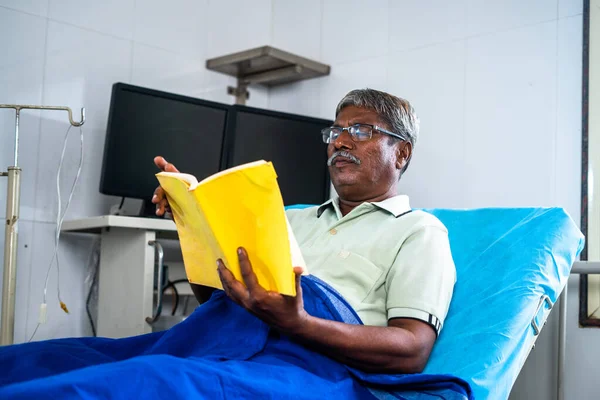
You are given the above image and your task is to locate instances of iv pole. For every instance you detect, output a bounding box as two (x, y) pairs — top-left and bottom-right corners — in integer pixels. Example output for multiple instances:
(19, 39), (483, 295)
(0, 104), (85, 346)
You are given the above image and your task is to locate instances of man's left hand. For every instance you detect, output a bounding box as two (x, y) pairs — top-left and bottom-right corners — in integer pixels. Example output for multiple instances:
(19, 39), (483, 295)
(217, 247), (308, 334)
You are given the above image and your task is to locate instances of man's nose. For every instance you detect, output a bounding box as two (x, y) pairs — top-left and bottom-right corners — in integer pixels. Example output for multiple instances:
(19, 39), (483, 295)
(333, 130), (354, 150)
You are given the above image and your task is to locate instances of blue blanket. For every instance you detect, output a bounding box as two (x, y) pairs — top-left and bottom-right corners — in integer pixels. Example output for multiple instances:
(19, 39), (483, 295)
(0, 276), (471, 400)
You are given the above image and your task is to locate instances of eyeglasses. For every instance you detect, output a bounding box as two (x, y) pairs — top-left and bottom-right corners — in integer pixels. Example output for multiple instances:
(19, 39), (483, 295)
(321, 123), (407, 144)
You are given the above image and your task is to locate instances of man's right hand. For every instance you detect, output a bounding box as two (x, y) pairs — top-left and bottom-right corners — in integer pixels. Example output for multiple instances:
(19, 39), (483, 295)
(152, 156), (179, 217)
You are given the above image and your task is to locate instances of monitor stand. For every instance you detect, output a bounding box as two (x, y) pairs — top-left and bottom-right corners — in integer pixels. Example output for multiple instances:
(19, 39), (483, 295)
(139, 199), (163, 219)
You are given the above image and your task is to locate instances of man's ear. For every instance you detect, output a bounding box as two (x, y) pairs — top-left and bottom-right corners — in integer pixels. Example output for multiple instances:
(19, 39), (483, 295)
(396, 142), (412, 171)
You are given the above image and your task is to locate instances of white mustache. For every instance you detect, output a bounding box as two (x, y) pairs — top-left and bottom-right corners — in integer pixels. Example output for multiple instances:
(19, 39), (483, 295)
(327, 151), (361, 167)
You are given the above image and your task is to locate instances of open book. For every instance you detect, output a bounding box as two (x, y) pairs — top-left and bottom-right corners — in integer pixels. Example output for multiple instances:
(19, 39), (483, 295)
(156, 160), (306, 296)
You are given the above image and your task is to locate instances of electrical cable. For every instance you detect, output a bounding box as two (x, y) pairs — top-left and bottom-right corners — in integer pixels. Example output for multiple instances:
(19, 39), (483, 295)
(169, 279), (190, 286)
(166, 279), (191, 316)
(29, 125), (84, 342)
(162, 282), (180, 316)
(85, 240), (100, 337)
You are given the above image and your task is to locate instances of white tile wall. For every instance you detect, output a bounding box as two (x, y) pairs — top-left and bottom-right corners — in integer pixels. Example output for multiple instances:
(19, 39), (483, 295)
(466, 0), (558, 37)
(0, 0), (48, 17)
(131, 44), (208, 99)
(11, 221), (34, 344)
(321, 0), (389, 64)
(195, 87), (235, 105)
(34, 22), (131, 222)
(133, 0), (208, 57)
(464, 21), (557, 208)
(556, 15), (583, 223)
(205, 0), (272, 58)
(204, 69), (237, 94)
(272, 0), (322, 59)
(23, 221), (95, 342)
(0, 8), (47, 220)
(42, 21), (132, 129)
(48, 0), (136, 39)
(387, 41), (468, 208)
(269, 77), (328, 119)
(0, 8), (47, 68)
(0, 110), (43, 221)
(389, 0), (468, 52)
(246, 84), (270, 109)
(319, 56), (388, 119)
(559, 0), (584, 18)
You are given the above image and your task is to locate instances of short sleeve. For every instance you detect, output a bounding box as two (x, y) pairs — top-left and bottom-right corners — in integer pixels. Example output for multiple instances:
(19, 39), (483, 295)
(385, 224), (456, 335)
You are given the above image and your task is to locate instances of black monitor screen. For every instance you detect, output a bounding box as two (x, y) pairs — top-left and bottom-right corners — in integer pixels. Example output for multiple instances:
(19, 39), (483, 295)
(225, 106), (331, 205)
(100, 83), (228, 201)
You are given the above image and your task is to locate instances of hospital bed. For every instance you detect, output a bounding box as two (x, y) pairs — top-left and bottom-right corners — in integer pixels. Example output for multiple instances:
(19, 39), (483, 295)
(0, 206), (584, 400)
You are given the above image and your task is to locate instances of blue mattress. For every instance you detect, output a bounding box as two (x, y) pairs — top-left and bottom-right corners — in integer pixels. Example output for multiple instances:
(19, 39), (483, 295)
(422, 208), (582, 399)
(287, 205), (583, 399)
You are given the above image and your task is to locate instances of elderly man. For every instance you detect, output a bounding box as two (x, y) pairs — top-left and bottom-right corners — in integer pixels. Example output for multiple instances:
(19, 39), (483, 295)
(0, 89), (463, 399)
(152, 88), (456, 374)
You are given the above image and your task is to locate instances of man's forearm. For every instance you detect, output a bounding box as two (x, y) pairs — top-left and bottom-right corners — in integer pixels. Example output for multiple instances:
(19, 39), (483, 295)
(287, 315), (432, 374)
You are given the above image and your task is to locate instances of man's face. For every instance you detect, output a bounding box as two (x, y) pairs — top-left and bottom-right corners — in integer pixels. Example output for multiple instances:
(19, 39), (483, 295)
(327, 105), (404, 202)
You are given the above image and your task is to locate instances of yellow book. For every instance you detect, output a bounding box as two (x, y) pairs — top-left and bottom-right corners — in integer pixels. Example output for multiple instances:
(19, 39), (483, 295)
(156, 160), (306, 296)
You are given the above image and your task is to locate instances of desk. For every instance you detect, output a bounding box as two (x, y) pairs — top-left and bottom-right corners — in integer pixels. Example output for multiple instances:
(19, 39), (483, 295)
(61, 216), (178, 338)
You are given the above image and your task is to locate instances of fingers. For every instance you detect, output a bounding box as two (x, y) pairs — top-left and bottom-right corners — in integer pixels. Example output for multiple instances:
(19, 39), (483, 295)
(152, 186), (164, 204)
(152, 186), (170, 216)
(152, 156), (177, 217)
(154, 156), (169, 171)
(154, 156), (167, 170)
(217, 259), (248, 305)
(154, 156), (179, 173)
(165, 162), (179, 173)
(237, 247), (261, 292)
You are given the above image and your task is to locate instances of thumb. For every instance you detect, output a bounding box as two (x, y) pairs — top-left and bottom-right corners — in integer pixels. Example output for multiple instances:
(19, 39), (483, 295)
(293, 266), (303, 297)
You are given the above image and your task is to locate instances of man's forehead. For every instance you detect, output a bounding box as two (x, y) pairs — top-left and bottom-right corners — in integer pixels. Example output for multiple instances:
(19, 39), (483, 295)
(334, 106), (384, 126)
(334, 108), (394, 131)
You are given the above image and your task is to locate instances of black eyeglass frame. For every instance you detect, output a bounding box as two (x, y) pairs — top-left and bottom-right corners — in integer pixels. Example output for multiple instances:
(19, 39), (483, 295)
(321, 123), (407, 144)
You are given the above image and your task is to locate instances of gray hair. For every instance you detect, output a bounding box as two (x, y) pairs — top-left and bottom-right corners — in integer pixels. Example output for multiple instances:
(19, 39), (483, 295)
(335, 89), (419, 172)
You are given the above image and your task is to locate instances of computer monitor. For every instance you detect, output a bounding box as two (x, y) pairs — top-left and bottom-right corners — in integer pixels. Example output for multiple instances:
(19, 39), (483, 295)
(100, 83), (229, 215)
(224, 105), (332, 205)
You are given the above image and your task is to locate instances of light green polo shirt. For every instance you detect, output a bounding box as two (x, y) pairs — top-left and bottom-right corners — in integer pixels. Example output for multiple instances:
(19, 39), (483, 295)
(286, 195), (456, 334)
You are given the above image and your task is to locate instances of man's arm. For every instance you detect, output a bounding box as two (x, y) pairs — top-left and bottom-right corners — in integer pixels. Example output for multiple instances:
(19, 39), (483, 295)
(290, 314), (436, 374)
(217, 248), (437, 374)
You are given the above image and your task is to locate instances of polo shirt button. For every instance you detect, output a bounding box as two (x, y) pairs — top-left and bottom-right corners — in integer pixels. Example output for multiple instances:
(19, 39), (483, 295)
(329, 228), (337, 235)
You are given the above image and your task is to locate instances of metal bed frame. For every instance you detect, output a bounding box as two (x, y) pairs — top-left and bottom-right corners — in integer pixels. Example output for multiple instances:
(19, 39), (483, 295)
(553, 262), (600, 400)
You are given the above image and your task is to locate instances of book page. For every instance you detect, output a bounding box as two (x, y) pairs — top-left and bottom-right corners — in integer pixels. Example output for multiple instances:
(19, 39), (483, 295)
(197, 160), (267, 187)
(156, 172), (199, 189)
(286, 214), (307, 275)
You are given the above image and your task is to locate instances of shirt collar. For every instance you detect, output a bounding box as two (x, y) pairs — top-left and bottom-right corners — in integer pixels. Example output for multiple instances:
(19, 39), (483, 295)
(316, 198), (336, 218)
(371, 195), (411, 217)
(316, 195), (411, 218)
